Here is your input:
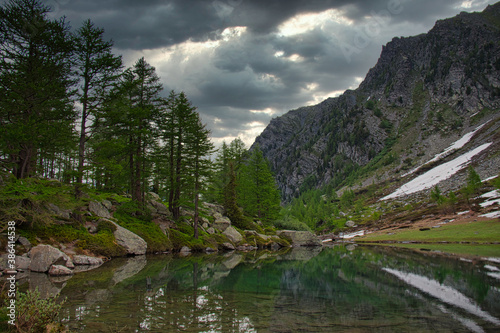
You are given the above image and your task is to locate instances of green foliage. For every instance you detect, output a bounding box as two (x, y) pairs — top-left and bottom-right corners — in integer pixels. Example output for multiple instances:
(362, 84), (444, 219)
(15, 288), (65, 333)
(0, 0), (77, 179)
(114, 202), (172, 252)
(238, 146), (281, 223)
(461, 166), (482, 204)
(430, 185), (445, 205)
(273, 216), (312, 232)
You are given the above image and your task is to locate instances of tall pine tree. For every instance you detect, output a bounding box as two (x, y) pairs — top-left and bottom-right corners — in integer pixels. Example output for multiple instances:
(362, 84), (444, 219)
(74, 19), (122, 195)
(0, 0), (76, 178)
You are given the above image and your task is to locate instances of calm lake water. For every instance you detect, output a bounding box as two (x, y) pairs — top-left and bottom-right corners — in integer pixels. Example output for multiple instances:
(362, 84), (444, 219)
(19, 245), (500, 332)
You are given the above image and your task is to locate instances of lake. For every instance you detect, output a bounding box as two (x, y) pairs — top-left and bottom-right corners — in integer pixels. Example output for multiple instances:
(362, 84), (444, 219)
(19, 245), (500, 332)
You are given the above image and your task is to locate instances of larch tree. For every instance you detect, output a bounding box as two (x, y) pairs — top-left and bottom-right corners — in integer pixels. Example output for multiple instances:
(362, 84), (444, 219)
(0, 0), (76, 179)
(73, 19), (122, 196)
(238, 146), (281, 223)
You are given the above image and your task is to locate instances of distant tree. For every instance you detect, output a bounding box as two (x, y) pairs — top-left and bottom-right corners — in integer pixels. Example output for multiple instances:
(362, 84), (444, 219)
(0, 0), (76, 179)
(238, 146), (281, 223)
(461, 166), (482, 206)
(223, 162), (246, 228)
(73, 19), (122, 195)
(430, 185), (445, 205)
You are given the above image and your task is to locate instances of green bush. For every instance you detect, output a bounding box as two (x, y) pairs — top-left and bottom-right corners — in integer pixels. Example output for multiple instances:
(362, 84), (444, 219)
(273, 216), (311, 232)
(15, 288), (65, 333)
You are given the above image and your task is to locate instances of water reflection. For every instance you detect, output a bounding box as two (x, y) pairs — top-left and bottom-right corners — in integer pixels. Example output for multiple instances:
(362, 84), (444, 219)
(20, 245), (500, 332)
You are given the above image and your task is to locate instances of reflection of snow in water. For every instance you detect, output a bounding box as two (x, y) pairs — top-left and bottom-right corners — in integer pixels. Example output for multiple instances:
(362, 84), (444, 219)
(438, 305), (485, 333)
(383, 267), (500, 326)
(382, 143), (492, 200)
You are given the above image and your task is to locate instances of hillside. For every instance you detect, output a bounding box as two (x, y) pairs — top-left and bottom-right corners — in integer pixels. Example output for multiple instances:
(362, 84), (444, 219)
(254, 3), (500, 203)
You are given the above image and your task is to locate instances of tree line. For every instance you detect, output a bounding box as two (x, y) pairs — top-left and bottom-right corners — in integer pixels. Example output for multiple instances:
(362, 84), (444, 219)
(0, 0), (281, 232)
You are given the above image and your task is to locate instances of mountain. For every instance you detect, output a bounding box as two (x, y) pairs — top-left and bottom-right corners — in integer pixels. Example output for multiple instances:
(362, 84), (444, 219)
(254, 3), (500, 202)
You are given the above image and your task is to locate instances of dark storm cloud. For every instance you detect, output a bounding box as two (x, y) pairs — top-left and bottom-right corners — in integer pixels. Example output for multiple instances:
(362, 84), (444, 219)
(39, 0), (498, 146)
(56, 0), (480, 50)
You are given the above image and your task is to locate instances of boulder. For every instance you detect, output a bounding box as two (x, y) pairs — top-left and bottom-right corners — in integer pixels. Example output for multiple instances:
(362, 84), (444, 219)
(17, 236), (32, 251)
(89, 201), (112, 219)
(45, 203), (71, 220)
(28, 245), (67, 272)
(109, 220), (147, 255)
(206, 227), (216, 235)
(223, 226), (243, 244)
(214, 214), (231, 232)
(345, 220), (356, 227)
(150, 200), (170, 216)
(15, 255), (31, 271)
(102, 200), (113, 210)
(48, 265), (74, 276)
(180, 246), (191, 254)
(148, 192), (161, 201)
(277, 230), (322, 247)
(73, 255), (104, 266)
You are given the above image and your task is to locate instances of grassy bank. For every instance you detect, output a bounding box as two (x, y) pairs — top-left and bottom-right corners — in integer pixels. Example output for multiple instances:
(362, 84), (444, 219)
(356, 219), (500, 244)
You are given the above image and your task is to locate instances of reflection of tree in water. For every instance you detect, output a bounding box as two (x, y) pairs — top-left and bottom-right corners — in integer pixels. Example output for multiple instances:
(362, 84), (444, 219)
(44, 247), (500, 332)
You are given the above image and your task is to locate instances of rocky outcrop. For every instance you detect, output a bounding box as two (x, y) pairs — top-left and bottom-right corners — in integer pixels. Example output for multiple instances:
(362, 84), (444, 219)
(277, 230), (322, 247)
(89, 201), (112, 219)
(28, 244), (69, 273)
(73, 255), (104, 266)
(223, 226), (243, 244)
(253, 3), (500, 202)
(109, 220), (147, 255)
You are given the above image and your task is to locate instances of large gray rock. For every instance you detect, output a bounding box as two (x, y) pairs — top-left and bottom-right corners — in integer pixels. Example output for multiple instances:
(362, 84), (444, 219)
(45, 203), (71, 219)
(102, 200), (113, 210)
(214, 213), (231, 231)
(150, 200), (170, 216)
(109, 220), (147, 255)
(17, 236), (32, 250)
(89, 201), (112, 219)
(73, 255), (104, 266)
(277, 230), (322, 247)
(28, 245), (67, 272)
(223, 226), (243, 244)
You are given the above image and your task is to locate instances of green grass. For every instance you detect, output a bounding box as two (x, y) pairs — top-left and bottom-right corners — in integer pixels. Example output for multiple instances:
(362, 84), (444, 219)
(357, 220), (500, 244)
(369, 243), (500, 258)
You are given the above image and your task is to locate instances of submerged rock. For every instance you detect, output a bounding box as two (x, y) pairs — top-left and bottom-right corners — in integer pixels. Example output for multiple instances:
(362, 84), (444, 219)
(73, 255), (104, 266)
(48, 265), (73, 276)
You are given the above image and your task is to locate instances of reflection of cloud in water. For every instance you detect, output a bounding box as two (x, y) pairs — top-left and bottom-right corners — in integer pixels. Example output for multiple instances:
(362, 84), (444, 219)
(383, 268), (500, 326)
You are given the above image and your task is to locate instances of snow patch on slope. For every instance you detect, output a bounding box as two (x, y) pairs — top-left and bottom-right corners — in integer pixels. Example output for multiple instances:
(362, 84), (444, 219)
(402, 122), (489, 178)
(382, 143), (492, 200)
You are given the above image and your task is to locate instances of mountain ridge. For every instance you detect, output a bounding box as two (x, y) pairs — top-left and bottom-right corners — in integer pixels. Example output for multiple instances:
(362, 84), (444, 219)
(253, 2), (500, 202)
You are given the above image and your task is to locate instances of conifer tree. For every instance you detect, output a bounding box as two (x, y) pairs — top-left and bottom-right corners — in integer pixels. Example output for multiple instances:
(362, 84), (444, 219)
(0, 0), (76, 178)
(238, 146), (281, 222)
(74, 19), (122, 194)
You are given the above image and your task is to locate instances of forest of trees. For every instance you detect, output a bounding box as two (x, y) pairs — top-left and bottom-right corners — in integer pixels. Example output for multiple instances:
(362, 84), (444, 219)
(0, 0), (281, 233)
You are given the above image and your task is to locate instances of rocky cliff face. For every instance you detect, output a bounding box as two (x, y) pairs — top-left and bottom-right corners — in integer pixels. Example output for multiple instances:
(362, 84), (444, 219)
(254, 3), (500, 202)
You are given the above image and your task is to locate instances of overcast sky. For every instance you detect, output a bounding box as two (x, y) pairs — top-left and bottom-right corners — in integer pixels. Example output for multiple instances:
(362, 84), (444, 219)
(44, 0), (497, 147)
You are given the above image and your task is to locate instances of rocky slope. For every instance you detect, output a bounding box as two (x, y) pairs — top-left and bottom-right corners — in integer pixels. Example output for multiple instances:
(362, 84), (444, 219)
(254, 3), (500, 202)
